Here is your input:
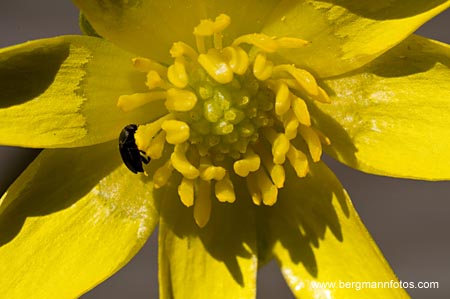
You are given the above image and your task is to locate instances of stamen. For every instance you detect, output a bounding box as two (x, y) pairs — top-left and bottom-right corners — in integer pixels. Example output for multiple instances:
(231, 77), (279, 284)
(273, 81), (291, 116)
(165, 88), (198, 112)
(193, 179), (212, 228)
(255, 168), (278, 206)
(291, 95), (311, 126)
(215, 173), (236, 203)
(167, 57), (189, 88)
(315, 87), (332, 103)
(195, 35), (206, 54)
(117, 91), (166, 112)
(273, 65), (319, 97)
(193, 18), (216, 36)
(275, 37), (310, 48)
(146, 71), (168, 90)
(198, 49), (234, 84)
(213, 31), (223, 50)
(246, 173), (262, 205)
(263, 128), (290, 164)
(199, 157), (226, 181)
(315, 128), (331, 145)
(171, 143), (199, 179)
(298, 126), (322, 162)
(232, 33), (278, 53)
(170, 41), (198, 60)
(161, 120), (190, 144)
(256, 143), (285, 188)
(212, 14), (231, 33)
(132, 57), (167, 75)
(222, 46), (249, 75)
(282, 110), (299, 140)
(287, 145), (309, 178)
(233, 149), (261, 177)
(145, 130), (166, 159)
(153, 160), (174, 189)
(178, 177), (195, 207)
(253, 53), (273, 81)
(135, 114), (174, 151)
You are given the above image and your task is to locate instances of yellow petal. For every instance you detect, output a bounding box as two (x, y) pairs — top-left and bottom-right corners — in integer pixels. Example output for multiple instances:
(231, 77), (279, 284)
(262, 0), (450, 77)
(264, 162), (409, 298)
(316, 35), (450, 180)
(0, 36), (165, 148)
(158, 181), (257, 298)
(0, 142), (158, 298)
(74, 0), (280, 64)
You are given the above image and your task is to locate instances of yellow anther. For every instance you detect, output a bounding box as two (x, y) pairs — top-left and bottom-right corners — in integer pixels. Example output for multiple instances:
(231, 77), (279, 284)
(292, 95), (311, 126)
(233, 33), (278, 53)
(170, 41), (198, 60)
(194, 179), (212, 228)
(275, 37), (310, 48)
(134, 114), (173, 151)
(273, 65), (319, 97)
(171, 143), (199, 179)
(253, 53), (273, 81)
(287, 145), (309, 178)
(263, 128), (290, 164)
(162, 120), (190, 144)
(256, 144), (285, 188)
(255, 168), (278, 206)
(193, 14), (230, 35)
(167, 57), (189, 88)
(298, 126), (322, 162)
(275, 82), (291, 116)
(282, 110), (299, 140)
(246, 173), (262, 205)
(165, 88), (198, 112)
(199, 158), (226, 181)
(315, 128), (331, 145)
(213, 14), (231, 32)
(146, 71), (166, 90)
(233, 149), (261, 177)
(146, 130), (166, 159)
(132, 57), (167, 75)
(272, 133), (290, 164)
(222, 46), (249, 75)
(193, 18), (216, 36)
(178, 177), (195, 207)
(292, 68), (319, 97)
(215, 173), (236, 203)
(314, 87), (332, 103)
(198, 49), (234, 84)
(117, 91), (166, 112)
(153, 160), (174, 189)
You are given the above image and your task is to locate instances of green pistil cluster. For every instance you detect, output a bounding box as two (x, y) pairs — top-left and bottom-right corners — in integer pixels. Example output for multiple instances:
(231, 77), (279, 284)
(178, 68), (274, 161)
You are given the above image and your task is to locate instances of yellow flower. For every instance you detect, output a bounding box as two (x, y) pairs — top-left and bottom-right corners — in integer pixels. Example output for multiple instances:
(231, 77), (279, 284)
(1, 1), (450, 298)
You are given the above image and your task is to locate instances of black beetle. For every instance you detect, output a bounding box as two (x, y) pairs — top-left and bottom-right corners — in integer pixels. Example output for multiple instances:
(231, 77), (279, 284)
(119, 124), (150, 173)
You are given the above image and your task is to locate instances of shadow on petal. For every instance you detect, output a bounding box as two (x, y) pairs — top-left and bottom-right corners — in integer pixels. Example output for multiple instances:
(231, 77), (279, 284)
(0, 141), (119, 245)
(368, 35), (450, 78)
(316, 0), (448, 20)
(0, 43), (69, 108)
(258, 161), (349, 278)
(157, 173), (257, 288)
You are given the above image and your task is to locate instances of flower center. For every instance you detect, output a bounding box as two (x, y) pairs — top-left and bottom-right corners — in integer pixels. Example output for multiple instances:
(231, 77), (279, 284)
(117, 14), (331, 227)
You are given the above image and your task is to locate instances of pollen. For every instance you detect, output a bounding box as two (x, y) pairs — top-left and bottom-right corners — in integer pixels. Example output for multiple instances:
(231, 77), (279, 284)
(118, 14), (331, 227)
